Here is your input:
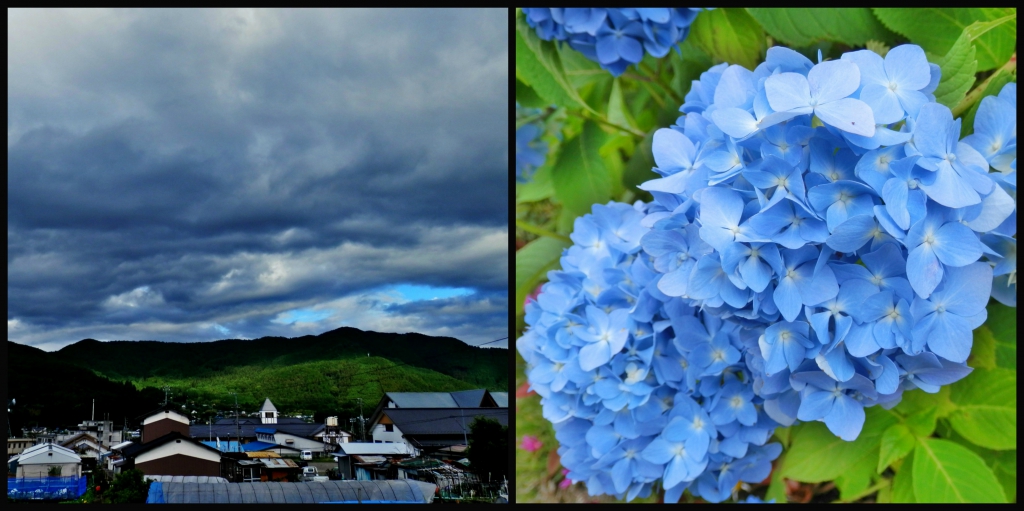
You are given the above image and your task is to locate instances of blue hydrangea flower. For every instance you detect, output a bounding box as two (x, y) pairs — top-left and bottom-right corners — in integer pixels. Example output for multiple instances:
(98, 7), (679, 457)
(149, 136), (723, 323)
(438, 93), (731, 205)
(517, 43), (1016, 503)
(522, 8), (703, 76)
(515, 103), (549, 182)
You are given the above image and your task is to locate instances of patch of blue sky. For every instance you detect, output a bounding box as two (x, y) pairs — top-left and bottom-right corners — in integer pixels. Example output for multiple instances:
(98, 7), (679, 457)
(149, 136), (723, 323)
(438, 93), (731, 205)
(272, 308), (334, 325)
(389, 284), (474, 302)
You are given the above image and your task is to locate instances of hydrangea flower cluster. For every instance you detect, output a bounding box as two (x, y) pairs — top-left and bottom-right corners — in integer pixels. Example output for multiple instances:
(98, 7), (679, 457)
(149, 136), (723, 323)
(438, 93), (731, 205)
(517, 44), (1017, 503)
(521, 8), (703, 76)
(517, 102), (549, 182)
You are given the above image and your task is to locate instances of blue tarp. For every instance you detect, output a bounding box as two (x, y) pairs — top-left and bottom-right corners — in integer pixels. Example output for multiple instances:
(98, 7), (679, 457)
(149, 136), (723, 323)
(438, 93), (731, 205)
(200, 440), (244, 452)
(240, 441), (280, 451)
(147, 482), (165, 503)
(7, 476), (88, 500)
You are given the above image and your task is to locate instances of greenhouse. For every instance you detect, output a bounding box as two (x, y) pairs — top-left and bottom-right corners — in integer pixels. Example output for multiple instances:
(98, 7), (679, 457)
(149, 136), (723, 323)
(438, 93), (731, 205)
(145, 479), (436, 504)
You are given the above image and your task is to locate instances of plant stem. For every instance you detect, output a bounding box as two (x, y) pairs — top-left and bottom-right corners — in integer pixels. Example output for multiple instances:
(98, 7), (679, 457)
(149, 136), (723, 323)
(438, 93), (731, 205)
(639, 62), (684, 105)
(566, 109), (645, 138)
(516, 219), (571, 243)
(952, 53), (1016, 119)
(838, 479), (890, 503)
(516, 106), (556, 129)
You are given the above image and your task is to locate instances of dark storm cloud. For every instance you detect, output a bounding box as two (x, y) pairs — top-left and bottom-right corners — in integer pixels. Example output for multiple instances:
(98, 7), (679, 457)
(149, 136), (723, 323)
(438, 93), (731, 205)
(7, 8), (508, 350)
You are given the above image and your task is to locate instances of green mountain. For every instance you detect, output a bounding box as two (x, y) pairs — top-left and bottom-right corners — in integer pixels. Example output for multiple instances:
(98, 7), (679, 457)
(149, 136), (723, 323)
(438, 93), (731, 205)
(7, 327), (507, 432)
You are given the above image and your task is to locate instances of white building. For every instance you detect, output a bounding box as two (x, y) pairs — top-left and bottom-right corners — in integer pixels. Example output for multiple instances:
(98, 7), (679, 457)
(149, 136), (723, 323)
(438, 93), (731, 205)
(9, 443), (82, 478)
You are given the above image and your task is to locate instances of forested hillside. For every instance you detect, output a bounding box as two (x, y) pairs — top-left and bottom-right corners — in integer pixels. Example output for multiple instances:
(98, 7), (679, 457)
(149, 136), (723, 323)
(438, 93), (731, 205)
(55, 327), (506, 391)
(8, 326), (507, 432)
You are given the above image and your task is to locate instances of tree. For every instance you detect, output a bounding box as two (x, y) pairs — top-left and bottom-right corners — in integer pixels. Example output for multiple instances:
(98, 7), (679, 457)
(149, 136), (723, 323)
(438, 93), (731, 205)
(105, 469), (152, 504)
(466, 416), (508, 483)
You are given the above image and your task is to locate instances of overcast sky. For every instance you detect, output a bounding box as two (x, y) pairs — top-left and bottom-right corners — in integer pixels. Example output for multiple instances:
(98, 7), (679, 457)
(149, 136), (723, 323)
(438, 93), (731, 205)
(8, 8), (509, 351)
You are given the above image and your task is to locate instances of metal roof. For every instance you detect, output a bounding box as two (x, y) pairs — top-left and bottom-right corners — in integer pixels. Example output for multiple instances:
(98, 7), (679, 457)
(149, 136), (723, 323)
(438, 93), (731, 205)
(146, 480), (437, 504)
(239, 441), (282, 452)
(383, 408), (508, 435)
(144, 475), (228, 483)
(199, 440), (243, 452)
(333, 442), (414, 456)
(450, 389), (487, 408)
(259, 398), (278, 413)
(253, 427), (276, 434)
(387, 392), (458, 408)
(109, 440), (134, 451)
(190, 420), (323, 440)
(491, 392), (508, 408)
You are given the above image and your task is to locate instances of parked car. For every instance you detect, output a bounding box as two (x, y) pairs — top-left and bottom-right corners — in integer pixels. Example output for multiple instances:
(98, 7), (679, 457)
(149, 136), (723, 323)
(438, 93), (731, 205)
(300, 466), (328, 482)
(300, 450), (312, 461)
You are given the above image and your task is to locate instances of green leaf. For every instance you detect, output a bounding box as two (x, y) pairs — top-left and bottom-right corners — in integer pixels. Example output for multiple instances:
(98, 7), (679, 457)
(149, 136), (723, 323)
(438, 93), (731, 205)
(747, 8), (897, 47)
(948, 368), (1017, 450)
(607, 78), (638, 134)
(516, 78), (547, 108)
(834, 450), (874, 500)
(990, 449), (1017, 503)
(690, 8), (765, 70)
(873, 8), (1017, 71)
(621, 129), (656, 195)
(879, 424), (916, 473)
(891, 452), (915, 503)
(764, 461), (788, 503)
(515, 15), (596, 113)
(516, 161), (555, 203)
(986, 299), (1017, 370)
(904, 405), (938, 438)
(551, 121), (612, 218)
(780, 407), (898, 482)
(913, 437), (1007, 502)
(514, 237), (570, 317)
(970, 324), (999, 370)
(895, 385), (957, 419)
(930, 26), (977, 110)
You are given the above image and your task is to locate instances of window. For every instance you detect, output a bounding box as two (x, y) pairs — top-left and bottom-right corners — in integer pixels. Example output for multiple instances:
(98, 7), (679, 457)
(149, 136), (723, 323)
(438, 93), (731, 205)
(384, 424), (394, 432)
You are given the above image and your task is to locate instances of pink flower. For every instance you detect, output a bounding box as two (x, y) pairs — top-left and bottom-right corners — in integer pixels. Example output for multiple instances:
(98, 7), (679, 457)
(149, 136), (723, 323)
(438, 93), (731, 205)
(520, 435), (543, 452)
(559, 469), (573, 489)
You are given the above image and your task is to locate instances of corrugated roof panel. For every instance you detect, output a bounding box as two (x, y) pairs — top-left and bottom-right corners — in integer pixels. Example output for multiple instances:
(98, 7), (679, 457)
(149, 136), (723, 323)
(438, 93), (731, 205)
(450, 389), (486, 408)
(491, 392), (508, 407)
(387, 392), (458, 408)
(148, 481), (438, 503)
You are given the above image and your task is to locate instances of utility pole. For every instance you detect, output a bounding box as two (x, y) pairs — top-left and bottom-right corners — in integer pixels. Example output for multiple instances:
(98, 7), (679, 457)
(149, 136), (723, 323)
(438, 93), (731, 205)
(230, 393), (240, 447)
(357, 398), (365, 442)
(163, 386), (171, 405)
(461, 409), (467, 448)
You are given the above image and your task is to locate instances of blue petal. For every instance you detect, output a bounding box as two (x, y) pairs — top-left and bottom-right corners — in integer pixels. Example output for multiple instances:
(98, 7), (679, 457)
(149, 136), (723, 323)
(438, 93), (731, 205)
(826, 214), (877, 252)
(924, 310), (973, 363)
(713, 65), (756, 109)
(874, 355), (900, 395)
(930, 262), (993, 317)
(913, 103), (954, 158)
(824, 394), (865, 441)
(885, 44), (931, 91)
(773, 276), (802, 322)
(595, 36), (620, 65)
(932, 222), (983, 267)
(651, 128), (696, 172)
(579, 341), (611, 371)
(963, 184), (1015, 232)
(765, 72), (812, 112)
(664, 455), (694, 490)
(882, 178), (911, 229)
(657, 266), (691, 297)
(640, 229), (686, 257)
(796, 390), (834, 421)
(815, 98), (876, 137)
(818, 344), (855, 382)
(852, 290), (893, 324)
(906, 245), (942, 298)
(698, 187), (745, 230)
(844, 323), (880, 357)
(615, 35), (644, 63)
(797, 262), (839, 307)
(859, 84), (904, 124)
(808, 60), (860, 104)
(712, 108), (759, 139)
(740, 254), (772, 293)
